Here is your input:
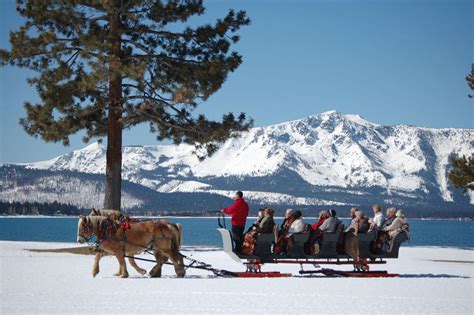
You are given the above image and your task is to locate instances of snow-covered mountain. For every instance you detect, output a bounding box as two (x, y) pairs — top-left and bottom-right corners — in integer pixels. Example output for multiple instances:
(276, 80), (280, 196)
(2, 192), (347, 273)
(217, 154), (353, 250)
(16, 110), (474, 209)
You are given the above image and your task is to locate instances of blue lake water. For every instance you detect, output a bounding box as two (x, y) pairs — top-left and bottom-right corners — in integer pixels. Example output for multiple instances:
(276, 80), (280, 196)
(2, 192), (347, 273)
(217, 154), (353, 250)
(0, 217), (472, 248)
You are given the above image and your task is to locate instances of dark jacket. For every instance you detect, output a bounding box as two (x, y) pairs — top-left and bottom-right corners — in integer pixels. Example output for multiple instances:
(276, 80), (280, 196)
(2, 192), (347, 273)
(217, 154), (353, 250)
(279, 218), (290, 236)
(358, 218), (370, 233)
(382, 216), (395, 229)
(254, 216), (275, 234)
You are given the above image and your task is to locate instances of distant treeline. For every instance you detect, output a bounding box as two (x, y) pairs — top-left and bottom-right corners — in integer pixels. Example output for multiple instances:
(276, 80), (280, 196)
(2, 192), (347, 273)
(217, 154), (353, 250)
(0, 201), (86, 216)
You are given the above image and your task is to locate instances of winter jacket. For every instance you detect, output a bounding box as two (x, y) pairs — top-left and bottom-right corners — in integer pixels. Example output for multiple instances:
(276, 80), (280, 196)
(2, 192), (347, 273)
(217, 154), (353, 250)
(254, 215), (275, 234)
(311, 218), (327, 231)
(223, 198), (249, 227)
(286, 218), (305, 237)
(278, 218), (291, 237)
(319, 217), (341, 233)
(246, 216), (264, 233)
(383, 215), (408, 238)
(382, 216), (395, 229)
(372, 212), (384, 229)
(358, 218), (370, 233)
(346, 217), (369, 234)
(345, 218), (358, 233)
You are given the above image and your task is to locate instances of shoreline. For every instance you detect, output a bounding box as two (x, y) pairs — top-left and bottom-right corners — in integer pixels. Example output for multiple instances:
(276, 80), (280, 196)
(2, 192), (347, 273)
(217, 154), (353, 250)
(0, 215), (472, 221)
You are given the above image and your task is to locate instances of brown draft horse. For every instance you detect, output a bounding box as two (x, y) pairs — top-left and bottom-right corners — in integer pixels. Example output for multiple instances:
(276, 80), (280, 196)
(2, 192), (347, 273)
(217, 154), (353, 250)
(77, 216), (185, 278)
(87, 208), (144, 276)
(87, 208), (184, 276)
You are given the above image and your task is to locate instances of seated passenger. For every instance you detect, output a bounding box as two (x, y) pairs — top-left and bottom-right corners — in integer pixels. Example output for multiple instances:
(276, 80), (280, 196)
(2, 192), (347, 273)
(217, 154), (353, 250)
(311, 210), (329, 232)
(344, 211), (370, 271)
(241, 208), (275, 255)
(345, 207), (359, 232)
(305, 210), (335, 254)
(381, 209), (409, 252)
(278, 208), (294, 236)
(319, 209), (341, 233)
(350, 207), (358, 220)
(253, 208), (275, 234)
(383, 209), (409, 238)
(381, 208), (396, 228)
(368, 204), (384, 231)
(355, 210), (370, 233)
(274, 210), (305, 255)
(372, 207), (397, 253)
(286, 210), (305, 237)
(246, 208), (265, 234)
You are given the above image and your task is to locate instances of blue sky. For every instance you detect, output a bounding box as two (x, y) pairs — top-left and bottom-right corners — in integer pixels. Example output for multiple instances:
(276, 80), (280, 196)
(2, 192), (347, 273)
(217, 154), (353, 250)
(0, 0), (472, 163)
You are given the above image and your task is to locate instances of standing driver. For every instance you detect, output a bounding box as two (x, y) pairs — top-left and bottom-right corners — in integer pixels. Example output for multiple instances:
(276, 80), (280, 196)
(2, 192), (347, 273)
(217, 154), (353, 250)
(221, 191), (249, 252)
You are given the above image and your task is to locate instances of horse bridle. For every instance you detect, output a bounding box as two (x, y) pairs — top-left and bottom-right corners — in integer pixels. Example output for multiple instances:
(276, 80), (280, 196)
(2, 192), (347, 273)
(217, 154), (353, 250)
(79, 217), (93, 242)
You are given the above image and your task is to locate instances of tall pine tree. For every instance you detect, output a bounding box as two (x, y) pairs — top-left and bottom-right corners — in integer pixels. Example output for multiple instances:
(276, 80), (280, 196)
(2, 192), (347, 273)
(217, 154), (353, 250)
(448, 154), (474, 193)
(1, 0), (252, 210)
(447, 64), (474, 193)
(467, 64), (473, 98)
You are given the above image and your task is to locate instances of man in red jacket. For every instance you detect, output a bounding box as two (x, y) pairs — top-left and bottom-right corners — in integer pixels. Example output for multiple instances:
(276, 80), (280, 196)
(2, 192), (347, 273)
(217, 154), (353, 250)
(221, 191), (249, 252)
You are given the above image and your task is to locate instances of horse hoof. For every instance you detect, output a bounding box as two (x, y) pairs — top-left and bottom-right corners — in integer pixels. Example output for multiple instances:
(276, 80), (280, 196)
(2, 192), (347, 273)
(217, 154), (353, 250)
(139, 269), (147, 275)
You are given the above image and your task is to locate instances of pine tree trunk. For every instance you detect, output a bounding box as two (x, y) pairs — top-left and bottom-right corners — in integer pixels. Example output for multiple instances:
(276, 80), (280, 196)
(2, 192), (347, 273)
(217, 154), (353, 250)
(104, 10), (122, 210)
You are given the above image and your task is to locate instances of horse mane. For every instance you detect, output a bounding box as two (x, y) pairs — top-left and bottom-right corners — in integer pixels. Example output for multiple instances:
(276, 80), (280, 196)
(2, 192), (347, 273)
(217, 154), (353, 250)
(98, 209), (121, 217)
(87, 216), (106, 235)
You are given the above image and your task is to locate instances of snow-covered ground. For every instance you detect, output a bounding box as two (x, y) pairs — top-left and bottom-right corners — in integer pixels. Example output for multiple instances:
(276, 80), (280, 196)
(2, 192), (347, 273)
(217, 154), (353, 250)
(1, 241), (473, 314)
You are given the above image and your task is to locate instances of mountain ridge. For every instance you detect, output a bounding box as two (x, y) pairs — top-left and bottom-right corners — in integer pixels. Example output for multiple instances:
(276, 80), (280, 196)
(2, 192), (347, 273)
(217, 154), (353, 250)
(7, 111), (474, 210)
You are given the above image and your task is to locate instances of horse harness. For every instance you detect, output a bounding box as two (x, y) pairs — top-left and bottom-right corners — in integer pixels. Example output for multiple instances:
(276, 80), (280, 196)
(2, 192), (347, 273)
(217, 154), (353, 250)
(93, 218), (173, 256)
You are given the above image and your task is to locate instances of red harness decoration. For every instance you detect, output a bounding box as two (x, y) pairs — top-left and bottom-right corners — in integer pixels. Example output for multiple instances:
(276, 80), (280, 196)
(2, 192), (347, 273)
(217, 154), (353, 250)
(121, 221), (131, 230)
(120, 214), (136, 230)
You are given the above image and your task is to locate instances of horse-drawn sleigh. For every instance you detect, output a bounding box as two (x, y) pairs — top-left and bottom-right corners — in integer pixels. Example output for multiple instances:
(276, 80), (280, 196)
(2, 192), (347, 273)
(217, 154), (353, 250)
(76, 210), (408, 278)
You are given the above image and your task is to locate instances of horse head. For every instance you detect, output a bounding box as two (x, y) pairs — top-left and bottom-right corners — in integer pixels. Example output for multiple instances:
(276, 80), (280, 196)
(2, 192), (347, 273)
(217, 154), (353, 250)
(88, 208), (99, 216)
(77, 216), (93, 244)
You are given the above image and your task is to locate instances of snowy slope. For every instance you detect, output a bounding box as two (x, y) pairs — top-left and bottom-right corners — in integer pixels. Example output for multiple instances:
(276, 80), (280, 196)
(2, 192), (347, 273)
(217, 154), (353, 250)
(21, 111), (474, 206)
(1, 241), (473, 314)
